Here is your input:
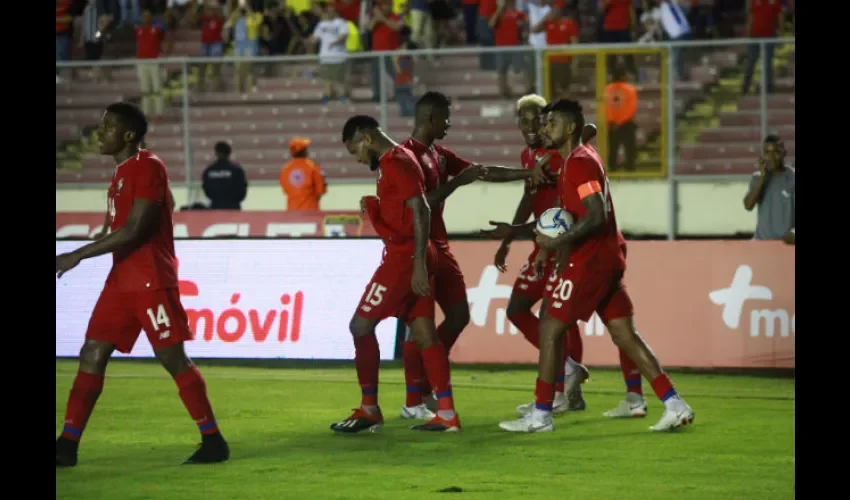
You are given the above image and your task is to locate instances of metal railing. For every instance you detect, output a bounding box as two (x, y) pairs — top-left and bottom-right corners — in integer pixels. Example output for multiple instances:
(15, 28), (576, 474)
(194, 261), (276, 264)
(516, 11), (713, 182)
(56, 37), (795, 238)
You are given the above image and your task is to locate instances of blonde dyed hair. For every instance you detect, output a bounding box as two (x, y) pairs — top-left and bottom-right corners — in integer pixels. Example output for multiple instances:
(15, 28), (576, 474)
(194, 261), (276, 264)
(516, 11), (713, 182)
(516, 94), (547, 113)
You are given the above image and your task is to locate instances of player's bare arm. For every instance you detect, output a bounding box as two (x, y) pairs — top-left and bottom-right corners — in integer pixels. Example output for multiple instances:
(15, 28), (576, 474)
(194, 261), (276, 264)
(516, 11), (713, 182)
(476, 164), (540, 183)
(93, 211), (110, 240)
(424, 165), (481, 207)
(743, 157), (769, 211)
(406, 193), (432, 297)
(56, 198), (160, 277)
(536, 193), (607, 251)
(491, 186), (535, 272)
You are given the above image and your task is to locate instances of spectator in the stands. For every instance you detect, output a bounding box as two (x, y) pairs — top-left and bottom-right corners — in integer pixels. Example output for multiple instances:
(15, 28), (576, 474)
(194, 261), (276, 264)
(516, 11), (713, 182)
(261, 1), (299, 67)
(476, 0), (497, 70)
(535, 1), (578, 99)
(369, 0), (403, 102)
(120, 0), (141, 26)
(202, 142), (249, 210)
(687, 0), (717, 38)
(429, 0), (454, 53)
(226, 0), (264, 94)
(334, 0), (360, 23)
(409, 0), (432, 50)
(526, 0), (550, 93)
(143, 0), (169, 23)
(56, 0), (75, 84)
(190, 1), (225, 91)
(599, 0), (639, 79)
(165, 0), (193, 30)
(394, 26), (417, 117)
(491, 0), (528, 98)
(136, 9), (168, 119)
(741, 0), (783, 95)
(80, 0), (118, 83)
(461, 0), (478, 45)
(640, 0), (690, 81)
(280, 137), (328, 211)
(742, 134), (794, 244)
(310, 1), (350, 103)
(605, 65), (638, 171)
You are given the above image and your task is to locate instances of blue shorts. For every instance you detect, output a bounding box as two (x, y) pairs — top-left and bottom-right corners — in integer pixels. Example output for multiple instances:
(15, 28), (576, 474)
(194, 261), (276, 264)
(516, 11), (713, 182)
(202, 42), (224, 57)
(234, 39), (258, 57)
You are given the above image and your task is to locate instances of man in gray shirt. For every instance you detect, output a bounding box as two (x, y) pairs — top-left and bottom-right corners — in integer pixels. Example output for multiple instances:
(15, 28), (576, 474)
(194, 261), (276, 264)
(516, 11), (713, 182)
(743, 134), (795, 244)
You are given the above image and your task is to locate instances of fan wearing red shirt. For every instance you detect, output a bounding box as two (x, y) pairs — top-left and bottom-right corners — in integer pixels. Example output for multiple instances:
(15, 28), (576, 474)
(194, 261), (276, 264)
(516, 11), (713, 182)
(533, 2), (578, 99)
(397, 92), (540, 420)
(369, 0), (404, 102)
(333, 114), (462, 434)
(498, 99), (695, 434)
(335, 0), (361, 23)
(192, 1), (225, 92)
(599, 0), (638, 79)
(135, 10), (167, 118)
(55, 102), (229, 467)
(741, 0), (783, 94)
(491, 0), (529, 97)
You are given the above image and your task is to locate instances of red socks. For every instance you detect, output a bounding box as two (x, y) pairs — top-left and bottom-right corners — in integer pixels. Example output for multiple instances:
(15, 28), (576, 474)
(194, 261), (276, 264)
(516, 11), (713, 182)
(650, 373), (679, 402)
(402, 341), (426, 407)
(534, 378), (555, 411)
(420, 344), (455, 411)
(174, 365), (219, 436)
(566, 325), (583, 363)
(61, 371), (105, 442)
(619, 349), (643, 396)
(354, 334), (380, 407)
(509, 310), (540, 348)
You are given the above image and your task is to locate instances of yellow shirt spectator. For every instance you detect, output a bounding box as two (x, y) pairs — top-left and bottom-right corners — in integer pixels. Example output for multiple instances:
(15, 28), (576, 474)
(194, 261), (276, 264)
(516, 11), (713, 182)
(346, 20), (362, 52)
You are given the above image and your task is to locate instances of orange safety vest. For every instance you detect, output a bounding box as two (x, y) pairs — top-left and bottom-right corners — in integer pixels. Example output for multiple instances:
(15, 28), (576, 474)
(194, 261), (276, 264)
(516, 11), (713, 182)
(605, 81), (638, 126)
(279, 158), (327, 211)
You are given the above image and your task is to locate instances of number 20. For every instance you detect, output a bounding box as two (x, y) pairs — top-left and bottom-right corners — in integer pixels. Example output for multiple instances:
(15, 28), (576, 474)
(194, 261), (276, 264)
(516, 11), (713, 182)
(146, 304), (172, 332)
(553, 279), (574, 301)
(365, 283), (388, 306)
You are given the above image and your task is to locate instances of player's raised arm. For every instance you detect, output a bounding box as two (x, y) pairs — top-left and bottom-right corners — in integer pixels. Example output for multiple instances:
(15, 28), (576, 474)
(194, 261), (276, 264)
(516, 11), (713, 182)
(424, 165), (480, 207)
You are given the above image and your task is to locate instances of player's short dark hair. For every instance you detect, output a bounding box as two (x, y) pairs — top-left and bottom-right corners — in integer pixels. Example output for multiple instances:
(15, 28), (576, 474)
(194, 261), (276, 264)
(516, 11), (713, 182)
(548, 99), (586, 137)
(764, 134), (782, 145)
(341, 115), (380, 142)
(415, 91), (452, 112)
(214, 141), (232, 157)
(105, 101), (148, 143)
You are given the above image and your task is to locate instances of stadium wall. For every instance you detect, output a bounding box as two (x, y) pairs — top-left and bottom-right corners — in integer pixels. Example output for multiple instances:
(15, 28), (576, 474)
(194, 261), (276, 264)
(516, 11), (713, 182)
(56, 179), (755, 236)
(55, 240), (794, 369)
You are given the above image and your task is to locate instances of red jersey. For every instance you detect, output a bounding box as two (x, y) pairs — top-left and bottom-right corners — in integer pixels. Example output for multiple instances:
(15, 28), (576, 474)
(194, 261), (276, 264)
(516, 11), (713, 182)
(558, 144), (625, 270)
(335, 0), (361, 23)
(199, 15), (224, 44)
(364, 145), (428, 255)
(602, 0), (632, 32)
(521, 147), (563, 219)
(494, 9), (526, 46)
(105, 150), (178, 292)
(136, 24), (165, 59)
(371, 12), (401, 51)
(546, 18), (579, 63)
(749, 0), (782, 37)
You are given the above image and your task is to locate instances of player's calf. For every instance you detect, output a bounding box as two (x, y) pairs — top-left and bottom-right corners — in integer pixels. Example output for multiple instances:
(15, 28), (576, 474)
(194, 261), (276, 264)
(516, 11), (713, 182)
(407, 316), (461, 432)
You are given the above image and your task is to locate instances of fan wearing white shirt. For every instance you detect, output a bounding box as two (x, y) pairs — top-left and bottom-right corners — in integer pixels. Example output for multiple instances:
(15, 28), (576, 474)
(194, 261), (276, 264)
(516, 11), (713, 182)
(639, 0), (690, 81)
(310, 3), (350, 104)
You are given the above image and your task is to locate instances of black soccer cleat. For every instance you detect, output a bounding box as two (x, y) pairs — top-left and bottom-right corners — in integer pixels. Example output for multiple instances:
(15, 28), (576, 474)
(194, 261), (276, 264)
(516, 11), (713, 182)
(567, 386), (587, 412)
(56, 437), (79, 467)
(330, 408), (384, 434)
(182, 434), (230, 465)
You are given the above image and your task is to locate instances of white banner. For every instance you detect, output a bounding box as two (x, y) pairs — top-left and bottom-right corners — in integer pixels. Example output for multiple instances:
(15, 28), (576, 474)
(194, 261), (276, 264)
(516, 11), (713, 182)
(55, 240), (399, 359)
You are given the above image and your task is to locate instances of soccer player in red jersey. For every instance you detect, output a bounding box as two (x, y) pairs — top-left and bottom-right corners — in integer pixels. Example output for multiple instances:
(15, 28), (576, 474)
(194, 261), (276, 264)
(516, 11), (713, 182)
(331, 115), (461, 433)
(497, 99), (695, 433)
(480, 94), (586, 416)
(54, 102), (229, 466)
(397, 91), (545, 420)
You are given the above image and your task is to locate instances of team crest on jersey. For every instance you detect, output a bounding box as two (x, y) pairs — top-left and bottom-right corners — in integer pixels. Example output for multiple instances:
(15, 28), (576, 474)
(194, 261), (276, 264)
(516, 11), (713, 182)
(116, 178), (124, 194)
(377, 168), (382, 182)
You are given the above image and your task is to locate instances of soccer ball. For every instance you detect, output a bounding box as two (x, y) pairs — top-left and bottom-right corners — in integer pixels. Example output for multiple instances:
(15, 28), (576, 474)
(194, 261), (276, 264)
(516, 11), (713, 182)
(536, 208), (573, 238)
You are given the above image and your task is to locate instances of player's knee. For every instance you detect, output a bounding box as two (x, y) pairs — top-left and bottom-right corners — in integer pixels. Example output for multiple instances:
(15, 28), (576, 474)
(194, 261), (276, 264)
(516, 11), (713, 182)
(605, 317), (636, 347)
(154, 343), (192, 378)
(447, 304), (470, 331)
(78, 340), (113, 374)
(348, 316), (373, 338)
(506, 297), (529, 321)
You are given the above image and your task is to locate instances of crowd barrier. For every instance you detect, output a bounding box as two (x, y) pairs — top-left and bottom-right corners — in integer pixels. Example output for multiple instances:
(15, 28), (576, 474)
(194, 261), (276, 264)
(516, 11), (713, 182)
(55, 239), (794, 369)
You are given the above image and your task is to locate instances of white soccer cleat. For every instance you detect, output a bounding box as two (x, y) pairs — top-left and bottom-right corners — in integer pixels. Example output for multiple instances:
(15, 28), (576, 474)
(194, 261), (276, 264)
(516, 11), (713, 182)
(603, 392), (649, 418)
(563, 360), (590, 396)
(516, 393), (568, 417)
(499, 413), (554, 433)
(399, 403), (436, 420)
(649, 400), (695, 432)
